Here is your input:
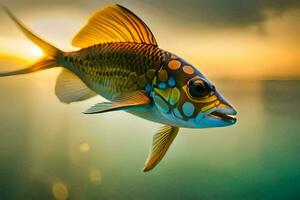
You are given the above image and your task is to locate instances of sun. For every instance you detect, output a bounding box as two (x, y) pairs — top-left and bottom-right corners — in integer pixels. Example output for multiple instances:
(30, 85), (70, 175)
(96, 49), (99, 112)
(31, 46), (44, 58)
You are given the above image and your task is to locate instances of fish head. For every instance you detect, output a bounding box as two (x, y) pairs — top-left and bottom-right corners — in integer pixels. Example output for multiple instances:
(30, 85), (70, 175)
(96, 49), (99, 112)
(151, 54), (237, 128)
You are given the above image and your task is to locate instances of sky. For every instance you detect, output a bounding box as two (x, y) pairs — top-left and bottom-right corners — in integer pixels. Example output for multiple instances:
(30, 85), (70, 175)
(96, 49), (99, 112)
(0, 0), (299, 79)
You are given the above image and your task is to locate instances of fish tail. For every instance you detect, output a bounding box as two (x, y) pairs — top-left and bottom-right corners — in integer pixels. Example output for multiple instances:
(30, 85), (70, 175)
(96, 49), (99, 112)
(0, 7), (64, 77)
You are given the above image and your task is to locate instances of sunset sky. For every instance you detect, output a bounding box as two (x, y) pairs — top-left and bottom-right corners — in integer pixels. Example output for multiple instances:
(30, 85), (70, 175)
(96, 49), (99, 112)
(0, 0), (299, 79)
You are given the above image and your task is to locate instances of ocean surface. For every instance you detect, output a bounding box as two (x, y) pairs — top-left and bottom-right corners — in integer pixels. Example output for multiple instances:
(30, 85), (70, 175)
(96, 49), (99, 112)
(0, 68), (299, 200)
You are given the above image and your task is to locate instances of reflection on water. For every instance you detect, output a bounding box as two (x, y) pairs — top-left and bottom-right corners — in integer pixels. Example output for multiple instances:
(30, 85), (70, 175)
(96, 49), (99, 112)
(0, 70), (299, 199)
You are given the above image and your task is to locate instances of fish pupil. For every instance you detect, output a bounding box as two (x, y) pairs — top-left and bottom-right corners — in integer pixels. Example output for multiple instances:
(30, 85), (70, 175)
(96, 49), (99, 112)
(188, 79), (211, 98)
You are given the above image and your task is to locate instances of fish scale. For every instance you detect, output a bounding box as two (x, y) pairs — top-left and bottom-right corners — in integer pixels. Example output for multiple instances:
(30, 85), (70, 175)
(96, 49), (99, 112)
(64, 42), (165, 99)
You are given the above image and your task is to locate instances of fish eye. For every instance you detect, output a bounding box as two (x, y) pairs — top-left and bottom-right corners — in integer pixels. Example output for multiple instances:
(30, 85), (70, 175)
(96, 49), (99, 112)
(188, 78), (213, 98)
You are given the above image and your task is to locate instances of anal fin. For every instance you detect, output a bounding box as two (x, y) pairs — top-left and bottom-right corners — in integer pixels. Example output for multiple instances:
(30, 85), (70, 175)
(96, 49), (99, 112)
(143, 125), (179, 172)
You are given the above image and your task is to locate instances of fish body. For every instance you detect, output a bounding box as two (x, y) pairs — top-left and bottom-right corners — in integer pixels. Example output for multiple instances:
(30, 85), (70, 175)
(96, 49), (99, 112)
(1, 4), (237, 172)
(63, 42), (164, 100)
(63, 44), (235, 128)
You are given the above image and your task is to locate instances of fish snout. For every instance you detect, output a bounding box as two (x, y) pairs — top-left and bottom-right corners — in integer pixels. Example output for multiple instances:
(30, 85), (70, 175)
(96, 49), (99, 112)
(215, 90), (237, 114)
(204, 90), (237, 125)
(217, 102), (237, 116)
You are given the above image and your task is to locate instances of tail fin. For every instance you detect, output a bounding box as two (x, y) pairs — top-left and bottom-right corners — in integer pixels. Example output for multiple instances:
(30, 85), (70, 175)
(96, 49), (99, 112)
(0, 7), (63, 77)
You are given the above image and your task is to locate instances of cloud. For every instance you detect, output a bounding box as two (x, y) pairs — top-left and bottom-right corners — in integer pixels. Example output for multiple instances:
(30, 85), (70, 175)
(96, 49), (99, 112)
(3, 0), (300, 28)
(140, 0), (300, 27)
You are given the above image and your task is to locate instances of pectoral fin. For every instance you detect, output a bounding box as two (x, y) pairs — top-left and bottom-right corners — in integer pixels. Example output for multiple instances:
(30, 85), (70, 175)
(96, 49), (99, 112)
(84, 91), (151, 114)
(143, 125), (179, 172)
(55, 69), (97, 104)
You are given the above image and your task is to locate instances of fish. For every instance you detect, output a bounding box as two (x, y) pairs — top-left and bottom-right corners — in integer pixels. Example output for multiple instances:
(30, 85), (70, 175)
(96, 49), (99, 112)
(1, 4), (237, 172)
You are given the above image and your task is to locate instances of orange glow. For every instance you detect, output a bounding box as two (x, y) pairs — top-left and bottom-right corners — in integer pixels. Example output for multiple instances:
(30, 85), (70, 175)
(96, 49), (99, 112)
(0, 6), (299, 80)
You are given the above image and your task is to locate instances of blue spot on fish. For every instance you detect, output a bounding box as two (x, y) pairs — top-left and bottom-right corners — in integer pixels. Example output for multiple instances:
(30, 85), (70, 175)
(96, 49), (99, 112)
(182, 102), (195, 117)
(145, 83), (152, 93)
(168, 77), (176, 87)
(158, 82), (167, 89)
(173, 108), (183, 119)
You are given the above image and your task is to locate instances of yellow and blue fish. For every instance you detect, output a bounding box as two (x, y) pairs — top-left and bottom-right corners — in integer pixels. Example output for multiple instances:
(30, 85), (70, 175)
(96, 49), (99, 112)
(1, 4), (237, 172)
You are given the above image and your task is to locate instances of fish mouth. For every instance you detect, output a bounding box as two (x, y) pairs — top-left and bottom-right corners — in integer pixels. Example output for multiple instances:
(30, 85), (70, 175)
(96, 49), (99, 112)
(206, 102), (237, 124)
(208, 111), (236, 123)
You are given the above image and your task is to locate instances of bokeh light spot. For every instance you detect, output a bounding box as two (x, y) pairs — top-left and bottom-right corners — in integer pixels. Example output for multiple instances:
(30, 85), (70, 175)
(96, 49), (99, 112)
(79, 142), (90, 153)
(89, 169), (102, 185)
(52, 182), (68, 200)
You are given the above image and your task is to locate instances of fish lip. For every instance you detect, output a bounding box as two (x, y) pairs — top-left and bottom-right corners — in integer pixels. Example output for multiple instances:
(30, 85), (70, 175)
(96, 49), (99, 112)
(206, 107), (237, 123)
(208, 111), (236, 123)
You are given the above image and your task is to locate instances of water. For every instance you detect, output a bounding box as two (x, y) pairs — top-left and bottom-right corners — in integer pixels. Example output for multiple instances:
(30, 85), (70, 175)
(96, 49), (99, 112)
(0, 70), (299, 200)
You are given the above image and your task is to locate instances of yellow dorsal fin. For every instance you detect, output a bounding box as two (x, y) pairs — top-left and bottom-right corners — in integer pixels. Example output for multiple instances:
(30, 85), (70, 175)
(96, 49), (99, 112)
(72, 4), (158, 48)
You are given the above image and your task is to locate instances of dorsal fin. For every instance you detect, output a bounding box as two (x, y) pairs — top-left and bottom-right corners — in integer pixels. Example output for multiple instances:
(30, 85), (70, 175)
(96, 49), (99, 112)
(72, 4), (158, 48)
